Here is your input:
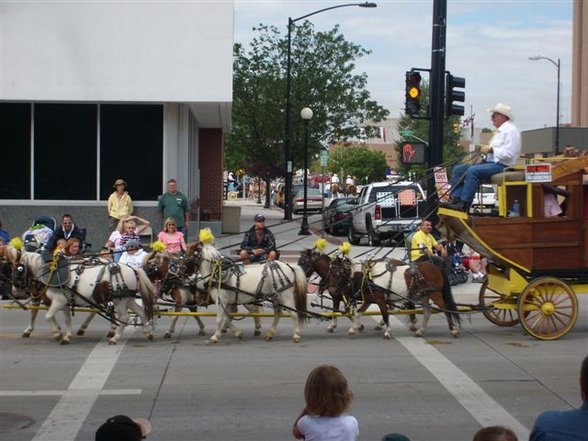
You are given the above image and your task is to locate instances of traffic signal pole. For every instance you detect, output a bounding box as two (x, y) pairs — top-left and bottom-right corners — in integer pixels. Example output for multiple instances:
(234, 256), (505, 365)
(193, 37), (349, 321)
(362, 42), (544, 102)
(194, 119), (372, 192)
(427, 0), (447, 216)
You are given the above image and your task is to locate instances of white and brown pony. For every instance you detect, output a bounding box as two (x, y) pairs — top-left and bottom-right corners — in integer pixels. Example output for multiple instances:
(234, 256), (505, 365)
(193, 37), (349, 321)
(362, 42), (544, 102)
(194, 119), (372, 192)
(8, 246), (155, 345)
(193, 241), (308, 343)
(143, 248), (209, 339)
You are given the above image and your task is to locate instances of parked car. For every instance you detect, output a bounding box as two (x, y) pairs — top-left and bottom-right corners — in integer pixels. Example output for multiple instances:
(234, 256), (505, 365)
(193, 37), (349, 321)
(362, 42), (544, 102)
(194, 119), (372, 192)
(322, 197), (354, 236)
(472, 184), (496, 209)
(292, 187), (323, 214)
(347, 181), (426, 246)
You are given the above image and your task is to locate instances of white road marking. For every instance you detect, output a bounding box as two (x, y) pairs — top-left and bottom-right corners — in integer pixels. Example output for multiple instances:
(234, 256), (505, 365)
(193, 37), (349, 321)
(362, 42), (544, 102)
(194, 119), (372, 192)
(30, 328), (136, 441)
(0, 389), (142, 396)
(385, 315), (530, 440)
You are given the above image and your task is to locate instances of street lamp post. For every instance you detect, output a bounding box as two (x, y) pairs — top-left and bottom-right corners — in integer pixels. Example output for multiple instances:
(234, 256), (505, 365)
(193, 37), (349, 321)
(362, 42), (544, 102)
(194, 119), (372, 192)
(284, 2), (377, 221)
(529, 55), (561, 155)
(299, 107), (313, 235)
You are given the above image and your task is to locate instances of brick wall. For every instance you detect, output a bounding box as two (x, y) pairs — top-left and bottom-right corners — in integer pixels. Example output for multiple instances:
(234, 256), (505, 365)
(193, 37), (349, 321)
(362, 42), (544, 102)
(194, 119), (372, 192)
(198, 128), (224, 221)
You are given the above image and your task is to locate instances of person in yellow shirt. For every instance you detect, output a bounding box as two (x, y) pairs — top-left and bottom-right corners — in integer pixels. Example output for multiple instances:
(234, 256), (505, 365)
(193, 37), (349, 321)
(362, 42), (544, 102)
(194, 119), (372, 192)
(107, 179), (134, 231)
(410, 219), (447, 264)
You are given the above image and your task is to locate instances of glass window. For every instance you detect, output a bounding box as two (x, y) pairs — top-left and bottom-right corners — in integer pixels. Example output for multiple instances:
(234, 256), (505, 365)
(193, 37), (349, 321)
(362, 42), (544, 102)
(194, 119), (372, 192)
(100, 104), (163, 200)
(0, 103), (31, 199)
(34, 104), (97, 200)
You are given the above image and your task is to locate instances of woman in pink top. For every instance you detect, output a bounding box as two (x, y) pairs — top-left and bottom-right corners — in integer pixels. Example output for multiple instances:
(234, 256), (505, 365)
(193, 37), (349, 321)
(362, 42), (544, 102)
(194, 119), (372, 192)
(157, 217), (186, 254)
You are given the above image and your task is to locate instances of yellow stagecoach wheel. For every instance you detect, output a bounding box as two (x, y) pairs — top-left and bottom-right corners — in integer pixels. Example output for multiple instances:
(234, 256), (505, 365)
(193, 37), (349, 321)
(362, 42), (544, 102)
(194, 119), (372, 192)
(517, 277), (578, 340)
(478, 280), (520, 327)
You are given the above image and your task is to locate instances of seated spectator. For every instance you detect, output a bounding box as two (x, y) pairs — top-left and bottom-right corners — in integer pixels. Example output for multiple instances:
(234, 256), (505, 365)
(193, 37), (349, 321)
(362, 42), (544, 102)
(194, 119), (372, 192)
(239, 214), (277, 264)
(119, 239), (148, 269)
(105, 216), (151, 261)
(462, 243), (487, 282)
(45, 214), (84, 252)
(119, 219), (141, 250)
(95, 414), (151, 441)
(542, 184), (570, 218)
(157, 217), (186, 254)
(63, 238), (82, 258)
(529, 354), (588, 441)
(0, 221), (9, 245)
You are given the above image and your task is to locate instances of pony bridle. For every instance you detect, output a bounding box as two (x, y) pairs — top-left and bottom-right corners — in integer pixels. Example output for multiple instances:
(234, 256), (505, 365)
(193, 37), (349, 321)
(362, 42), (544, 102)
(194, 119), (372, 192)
(11, 262), (30, 290)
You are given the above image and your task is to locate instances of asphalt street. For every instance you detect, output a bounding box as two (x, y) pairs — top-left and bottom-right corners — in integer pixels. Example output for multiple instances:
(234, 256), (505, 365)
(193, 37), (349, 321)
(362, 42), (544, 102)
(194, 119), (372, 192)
(1, 198), (587, 441)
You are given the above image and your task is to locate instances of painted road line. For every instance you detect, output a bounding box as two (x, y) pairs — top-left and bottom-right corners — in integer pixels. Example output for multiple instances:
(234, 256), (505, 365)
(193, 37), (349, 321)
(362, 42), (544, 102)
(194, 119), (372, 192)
(384, 315), (530, 440)
(31, 328), (135, 441)
(0, 389), (142, 397)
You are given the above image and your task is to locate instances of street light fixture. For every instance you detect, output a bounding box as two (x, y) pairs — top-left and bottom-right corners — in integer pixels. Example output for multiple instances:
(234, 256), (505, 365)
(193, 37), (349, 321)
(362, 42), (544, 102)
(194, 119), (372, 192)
(529, 55), (561, 155)
(283, 2), (377, 221)
(298, 107), (313, 235)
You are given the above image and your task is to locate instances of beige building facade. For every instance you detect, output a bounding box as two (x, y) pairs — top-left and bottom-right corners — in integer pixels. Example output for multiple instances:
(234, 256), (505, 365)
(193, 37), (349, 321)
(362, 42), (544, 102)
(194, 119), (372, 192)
(572, 0), (587, 126)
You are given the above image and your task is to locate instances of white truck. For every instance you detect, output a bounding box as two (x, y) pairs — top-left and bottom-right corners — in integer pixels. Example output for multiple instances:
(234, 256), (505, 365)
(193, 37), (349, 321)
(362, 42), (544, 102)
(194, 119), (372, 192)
(347, 181), (426, 246)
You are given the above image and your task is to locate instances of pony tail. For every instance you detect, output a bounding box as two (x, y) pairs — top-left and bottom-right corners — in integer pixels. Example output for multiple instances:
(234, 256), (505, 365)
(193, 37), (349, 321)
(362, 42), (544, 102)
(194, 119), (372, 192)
(292, 265), (309, 323)
(136, 268), (155, 321)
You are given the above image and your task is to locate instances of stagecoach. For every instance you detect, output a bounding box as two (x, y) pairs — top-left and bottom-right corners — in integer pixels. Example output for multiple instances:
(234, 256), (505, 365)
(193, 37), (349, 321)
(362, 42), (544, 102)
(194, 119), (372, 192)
(438, 155), (588, 340)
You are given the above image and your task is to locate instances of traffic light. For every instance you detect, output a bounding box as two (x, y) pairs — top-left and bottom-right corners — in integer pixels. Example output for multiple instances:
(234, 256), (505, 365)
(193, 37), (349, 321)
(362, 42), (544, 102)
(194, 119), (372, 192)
(400, 142), (427, 165)
(453, 123), (461, 134)
(405, 71), (422, 117)
(445, 73), (465, 117)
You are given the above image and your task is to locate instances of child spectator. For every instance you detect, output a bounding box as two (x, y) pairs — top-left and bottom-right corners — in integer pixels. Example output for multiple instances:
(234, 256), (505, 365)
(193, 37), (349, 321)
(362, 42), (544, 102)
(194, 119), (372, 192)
(293, 365), (358, 441)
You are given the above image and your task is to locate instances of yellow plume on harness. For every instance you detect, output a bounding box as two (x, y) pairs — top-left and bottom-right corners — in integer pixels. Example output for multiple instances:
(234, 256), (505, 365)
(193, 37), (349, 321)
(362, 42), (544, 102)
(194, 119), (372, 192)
(9, 237), (23, 250)
(199, 228), (215, 244)
(313, 238), (327, 253)
(339, 241), (351, 255)
(151, 240), (166, 253)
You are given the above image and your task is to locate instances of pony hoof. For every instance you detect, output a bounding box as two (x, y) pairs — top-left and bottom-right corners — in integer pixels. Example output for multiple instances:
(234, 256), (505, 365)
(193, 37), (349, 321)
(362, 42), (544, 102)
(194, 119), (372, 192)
(383, 334), (391, 340)
(414, 330), (423, 337)
(106, 331), (115, 338)
(108, 339), (118, 345)
(265, 333), (274, 341)
(76, 330), (85, 336)
(54, 334), (63, 341)
(409, 326), (418, 332)
(199, 330), (206, 336)
(293, 335), (301, 343)
(60, 339), (70, 345)
(326, 327), (334, 333)
(164, 333), (172, 339)
(22, 332), (31, 338)
(451, 330), (460, 338)
(253, 330), (261, 337)
(147, 334), (154, 341)
(348, 328), (356, 336)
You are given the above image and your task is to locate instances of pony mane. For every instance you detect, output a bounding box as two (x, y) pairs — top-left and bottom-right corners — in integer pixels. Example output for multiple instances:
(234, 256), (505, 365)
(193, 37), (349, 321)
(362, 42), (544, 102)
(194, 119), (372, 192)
(200, 243), (222, 261)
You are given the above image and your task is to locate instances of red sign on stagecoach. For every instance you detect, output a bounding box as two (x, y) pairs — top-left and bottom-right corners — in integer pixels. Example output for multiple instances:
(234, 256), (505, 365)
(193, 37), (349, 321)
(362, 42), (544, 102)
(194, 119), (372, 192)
(525, 163), (552, 183)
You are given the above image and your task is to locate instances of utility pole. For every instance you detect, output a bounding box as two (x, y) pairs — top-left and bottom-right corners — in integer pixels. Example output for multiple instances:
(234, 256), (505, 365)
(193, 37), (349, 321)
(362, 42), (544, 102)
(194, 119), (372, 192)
(427, 0), (447, 216)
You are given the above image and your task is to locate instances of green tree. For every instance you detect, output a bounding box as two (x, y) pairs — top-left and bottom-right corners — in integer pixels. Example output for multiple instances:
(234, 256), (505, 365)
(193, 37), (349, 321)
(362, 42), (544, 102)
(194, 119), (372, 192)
(395, 81), (466, 181)
(226, 23), (389, 177)
(327, 144), (388, 184)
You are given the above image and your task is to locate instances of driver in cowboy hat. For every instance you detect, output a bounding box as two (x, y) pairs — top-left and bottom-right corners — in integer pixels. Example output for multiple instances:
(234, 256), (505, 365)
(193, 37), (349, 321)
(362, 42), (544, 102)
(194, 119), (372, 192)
(443, 103), (521, 212)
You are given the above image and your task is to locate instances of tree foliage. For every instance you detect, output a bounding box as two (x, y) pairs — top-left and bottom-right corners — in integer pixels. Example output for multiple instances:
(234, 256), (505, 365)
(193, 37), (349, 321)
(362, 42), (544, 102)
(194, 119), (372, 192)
(395, 81), (466, 180)
(226, 23), (389, 177)
(325, 144), (388, 184)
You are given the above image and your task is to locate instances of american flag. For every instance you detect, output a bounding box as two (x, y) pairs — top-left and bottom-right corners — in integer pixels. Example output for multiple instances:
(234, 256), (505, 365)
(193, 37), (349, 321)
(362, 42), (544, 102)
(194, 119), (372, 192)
(462, 114), (475, 128)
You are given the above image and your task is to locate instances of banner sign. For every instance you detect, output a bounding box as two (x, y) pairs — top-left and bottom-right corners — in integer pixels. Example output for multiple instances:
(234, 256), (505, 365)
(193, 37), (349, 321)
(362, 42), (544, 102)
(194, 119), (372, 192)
(525, 163), (552, 183)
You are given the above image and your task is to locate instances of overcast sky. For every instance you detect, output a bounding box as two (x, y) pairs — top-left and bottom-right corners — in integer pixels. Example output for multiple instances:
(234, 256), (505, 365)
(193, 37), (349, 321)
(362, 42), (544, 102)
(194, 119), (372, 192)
(234, 0), (573, 132)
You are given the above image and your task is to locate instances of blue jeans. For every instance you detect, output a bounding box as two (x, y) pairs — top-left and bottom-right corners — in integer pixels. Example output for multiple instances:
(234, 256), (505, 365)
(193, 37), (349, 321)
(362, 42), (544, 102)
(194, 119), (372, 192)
(450, 162), (505, 203)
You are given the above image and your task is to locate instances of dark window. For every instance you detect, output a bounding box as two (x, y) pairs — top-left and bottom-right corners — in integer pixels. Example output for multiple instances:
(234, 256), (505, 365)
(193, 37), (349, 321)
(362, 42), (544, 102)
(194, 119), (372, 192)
(100, 104), (163, 200)
(0, 103), (31, 199)
(34, 104), (97, 199)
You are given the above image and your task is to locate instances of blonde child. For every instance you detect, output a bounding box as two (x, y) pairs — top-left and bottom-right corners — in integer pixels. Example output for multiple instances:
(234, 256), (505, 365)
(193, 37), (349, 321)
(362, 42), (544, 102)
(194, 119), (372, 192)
(293, 365), (358, 441)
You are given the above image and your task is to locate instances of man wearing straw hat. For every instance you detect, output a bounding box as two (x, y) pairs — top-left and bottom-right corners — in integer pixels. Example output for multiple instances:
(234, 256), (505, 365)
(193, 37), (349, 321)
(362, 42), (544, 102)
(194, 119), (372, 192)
(443, 103), (521, 212)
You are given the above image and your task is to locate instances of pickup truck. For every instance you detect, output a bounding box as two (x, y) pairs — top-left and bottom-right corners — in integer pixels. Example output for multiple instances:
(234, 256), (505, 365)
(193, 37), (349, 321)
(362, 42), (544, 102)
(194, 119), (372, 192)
(347, 181), (426, 246)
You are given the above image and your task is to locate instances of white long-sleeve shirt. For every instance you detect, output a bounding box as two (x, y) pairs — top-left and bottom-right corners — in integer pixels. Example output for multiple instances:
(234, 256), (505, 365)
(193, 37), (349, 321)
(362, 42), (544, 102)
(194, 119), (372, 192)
(487, 120), (521, 167)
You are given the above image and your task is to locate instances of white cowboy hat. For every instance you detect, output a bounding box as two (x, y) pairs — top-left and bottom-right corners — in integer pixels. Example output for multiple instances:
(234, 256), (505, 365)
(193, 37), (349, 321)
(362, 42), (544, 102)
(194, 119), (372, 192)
(487, 103), (514, 121)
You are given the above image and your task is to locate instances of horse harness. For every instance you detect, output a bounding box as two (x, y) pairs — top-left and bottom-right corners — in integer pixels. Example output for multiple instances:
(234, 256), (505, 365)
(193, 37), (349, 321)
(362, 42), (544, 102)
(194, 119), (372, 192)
(203, 256), (295, 305)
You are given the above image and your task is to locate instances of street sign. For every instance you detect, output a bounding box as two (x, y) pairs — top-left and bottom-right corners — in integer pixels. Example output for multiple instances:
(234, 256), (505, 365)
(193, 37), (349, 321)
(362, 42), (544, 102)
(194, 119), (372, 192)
(319, 150), (328, 167)
(399, 130), (413, 137)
